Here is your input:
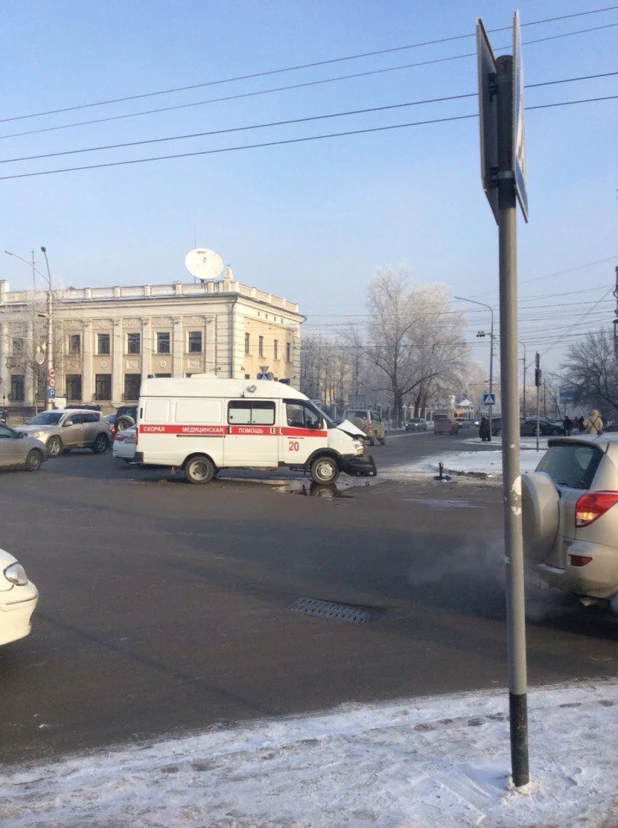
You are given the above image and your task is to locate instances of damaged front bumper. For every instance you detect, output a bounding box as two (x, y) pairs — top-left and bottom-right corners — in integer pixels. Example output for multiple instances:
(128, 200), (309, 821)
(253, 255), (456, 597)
(341, 454), (377, 477)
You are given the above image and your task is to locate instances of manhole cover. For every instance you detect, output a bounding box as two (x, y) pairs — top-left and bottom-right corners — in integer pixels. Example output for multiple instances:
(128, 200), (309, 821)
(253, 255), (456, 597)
(287, 597), (380, 624)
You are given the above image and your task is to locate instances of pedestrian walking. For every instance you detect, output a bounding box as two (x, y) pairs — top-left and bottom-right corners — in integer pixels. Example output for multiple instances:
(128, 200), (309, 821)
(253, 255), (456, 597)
(583, 409), (604, 435)
(579, 415), (585, 432)
(562, 415), (572, 436)
(479, 416), (490, 442)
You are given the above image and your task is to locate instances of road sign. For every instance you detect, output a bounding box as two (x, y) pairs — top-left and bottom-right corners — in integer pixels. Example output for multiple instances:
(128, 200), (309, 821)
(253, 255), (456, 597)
(512, 11), (529, 222)
(46, 387), (56, 399)
(257, 373), (268, 379)
(48, 378), (56, 388)
(477, 18), (499, 224)
(483, 392), (496, 405)
(48, 368), (56, 379)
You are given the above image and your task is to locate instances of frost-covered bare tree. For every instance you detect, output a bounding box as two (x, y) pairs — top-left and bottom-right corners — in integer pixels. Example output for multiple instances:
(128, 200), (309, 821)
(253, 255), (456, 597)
(300, 334), (364, 407)
(349, 267), (469, 423)
(561, 330), (618, 416)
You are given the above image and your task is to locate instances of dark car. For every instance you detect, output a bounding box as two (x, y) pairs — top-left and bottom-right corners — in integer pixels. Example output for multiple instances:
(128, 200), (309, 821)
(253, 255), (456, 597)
(405, 418), (428, 432)
(520, 417), (564, 437)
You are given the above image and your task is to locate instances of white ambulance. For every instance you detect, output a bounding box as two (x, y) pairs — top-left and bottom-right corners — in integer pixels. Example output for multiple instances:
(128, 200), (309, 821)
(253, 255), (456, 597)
(135, 376), (377, 485)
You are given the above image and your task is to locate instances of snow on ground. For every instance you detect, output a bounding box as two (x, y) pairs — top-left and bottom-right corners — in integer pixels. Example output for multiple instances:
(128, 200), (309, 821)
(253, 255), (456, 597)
(1, 680), (616, 827)
(384, 435), (550, 482)
(2, 439), (614, 826)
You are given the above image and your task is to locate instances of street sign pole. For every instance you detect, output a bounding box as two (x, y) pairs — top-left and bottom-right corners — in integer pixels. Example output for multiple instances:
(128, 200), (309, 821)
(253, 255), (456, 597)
(478, 11), (529, 788)
(496, 50), (529, 788)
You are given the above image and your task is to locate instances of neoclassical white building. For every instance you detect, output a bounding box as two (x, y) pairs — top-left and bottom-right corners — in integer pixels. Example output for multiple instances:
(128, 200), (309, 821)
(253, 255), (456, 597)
(0, 274), (303, 412)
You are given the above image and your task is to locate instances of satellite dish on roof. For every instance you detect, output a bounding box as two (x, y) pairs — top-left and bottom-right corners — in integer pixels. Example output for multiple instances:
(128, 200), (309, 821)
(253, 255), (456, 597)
(184, 248), (224, 281)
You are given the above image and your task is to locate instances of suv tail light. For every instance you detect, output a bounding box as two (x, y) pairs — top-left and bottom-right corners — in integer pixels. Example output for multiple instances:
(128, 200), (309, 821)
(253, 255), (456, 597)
(575, 491), (618, 527)
(114, 433), (125, 442)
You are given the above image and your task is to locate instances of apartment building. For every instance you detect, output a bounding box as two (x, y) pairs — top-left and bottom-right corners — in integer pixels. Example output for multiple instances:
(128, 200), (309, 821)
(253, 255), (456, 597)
(0, 275), (303, 411)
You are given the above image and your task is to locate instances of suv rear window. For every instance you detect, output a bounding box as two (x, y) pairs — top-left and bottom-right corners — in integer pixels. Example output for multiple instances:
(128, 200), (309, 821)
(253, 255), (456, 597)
(536, 444), (603, 490)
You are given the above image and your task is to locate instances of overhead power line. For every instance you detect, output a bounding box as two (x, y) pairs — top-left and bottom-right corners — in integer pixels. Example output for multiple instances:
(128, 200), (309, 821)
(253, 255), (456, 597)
(0, 93), (615, 182)
(2, 71), (615, 166)
(2, 5), (616, 126)
(3, 22), (617, 142)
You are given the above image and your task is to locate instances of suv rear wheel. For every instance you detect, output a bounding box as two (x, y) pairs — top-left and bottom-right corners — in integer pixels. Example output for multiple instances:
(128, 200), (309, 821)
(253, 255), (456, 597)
(92, 433), (109, 454)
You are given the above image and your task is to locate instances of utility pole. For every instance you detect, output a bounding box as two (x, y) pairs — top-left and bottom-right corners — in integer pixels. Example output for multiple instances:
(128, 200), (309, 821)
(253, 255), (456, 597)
(519, 340), (526, 417)
(535, 352), (541, 451)
(40, 247), (54, 411)
(614, 267), (618, 362)
(455, 296), (495, 438)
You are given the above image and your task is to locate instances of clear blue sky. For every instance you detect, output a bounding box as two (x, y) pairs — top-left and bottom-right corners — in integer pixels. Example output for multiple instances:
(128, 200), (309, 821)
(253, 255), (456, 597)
(2, 0), (617, 371)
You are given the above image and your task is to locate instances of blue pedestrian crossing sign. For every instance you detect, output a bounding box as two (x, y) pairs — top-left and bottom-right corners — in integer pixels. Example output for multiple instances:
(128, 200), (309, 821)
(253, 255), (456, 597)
(483, 392), (496, 405)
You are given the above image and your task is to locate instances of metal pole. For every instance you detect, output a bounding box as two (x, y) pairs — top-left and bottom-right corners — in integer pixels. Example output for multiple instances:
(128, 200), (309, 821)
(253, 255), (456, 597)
(488, 309), (494, 440)
(519, 341), (526, 418)
(496, 53), (529, 787)
(454, 296), (494, 438)
(31, 250), (39, 415)
(40, 247), (54, 410)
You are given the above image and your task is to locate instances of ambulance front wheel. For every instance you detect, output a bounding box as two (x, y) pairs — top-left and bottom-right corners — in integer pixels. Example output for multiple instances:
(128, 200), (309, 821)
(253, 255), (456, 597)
(310, 456), (340, 485)
(184, 455), (216, 484)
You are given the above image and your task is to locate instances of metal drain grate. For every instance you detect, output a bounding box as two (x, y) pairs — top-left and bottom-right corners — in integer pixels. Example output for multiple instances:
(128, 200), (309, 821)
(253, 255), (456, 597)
(287, 597), (380, 625)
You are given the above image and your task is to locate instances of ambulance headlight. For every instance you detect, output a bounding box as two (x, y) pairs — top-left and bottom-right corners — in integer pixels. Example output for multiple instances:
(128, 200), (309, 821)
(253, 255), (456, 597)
(352, 438), (364, 451)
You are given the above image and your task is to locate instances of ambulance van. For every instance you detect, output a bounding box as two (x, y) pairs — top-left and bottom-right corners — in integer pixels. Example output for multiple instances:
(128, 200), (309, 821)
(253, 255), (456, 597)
(135, 376), (377, 485)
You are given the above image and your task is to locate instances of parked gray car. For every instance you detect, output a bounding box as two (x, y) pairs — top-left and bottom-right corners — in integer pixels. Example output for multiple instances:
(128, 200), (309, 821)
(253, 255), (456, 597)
(18, 409), (111, 457)
(522, 433), (618, 615)
(0, 423), (47, 472)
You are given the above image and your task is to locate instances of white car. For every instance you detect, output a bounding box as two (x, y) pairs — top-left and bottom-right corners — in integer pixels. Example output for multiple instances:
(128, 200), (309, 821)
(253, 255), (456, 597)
(0, 549), (38, 646)
(112, 425), (137, 462)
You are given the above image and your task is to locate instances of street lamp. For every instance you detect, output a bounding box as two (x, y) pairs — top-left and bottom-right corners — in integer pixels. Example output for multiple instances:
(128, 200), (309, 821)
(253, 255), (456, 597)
(455, 296), (495, 440)
(4, 248), (55, 410)
(519, 340), (527, 417)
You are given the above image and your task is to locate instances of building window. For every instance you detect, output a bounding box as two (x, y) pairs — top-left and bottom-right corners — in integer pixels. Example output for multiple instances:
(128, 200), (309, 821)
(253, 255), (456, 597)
(68, 334), (81, 355)
(188, 331), (202, 353)
(12, 337), (25, 355)
(259, 336), (264, 358)
(286, 342), (291, 362)
(274, 340), (279, 361)
(94, 374), (112, 400)
(124, 374), (141, 400)
(154, 373), (171, 378)
(10, 375), (25, 401)
(97, 333), (111, 355)
(245, 333), (250, 355)
(156, 332), (170, 354)
(66, 374), (82, 401)
(127, 332), (141, 355)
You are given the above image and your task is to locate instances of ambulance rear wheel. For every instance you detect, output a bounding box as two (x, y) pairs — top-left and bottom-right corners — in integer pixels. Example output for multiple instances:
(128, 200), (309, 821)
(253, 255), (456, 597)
(310, 455), (340, 485)
(184, 455), (216, 484)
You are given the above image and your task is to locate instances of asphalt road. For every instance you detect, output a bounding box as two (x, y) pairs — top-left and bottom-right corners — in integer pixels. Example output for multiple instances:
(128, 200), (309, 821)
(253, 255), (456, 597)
(0, 431), (616, 766)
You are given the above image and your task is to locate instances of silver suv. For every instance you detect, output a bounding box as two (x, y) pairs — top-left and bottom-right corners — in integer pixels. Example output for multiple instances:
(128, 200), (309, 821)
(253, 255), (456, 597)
(18, 409), (111, 457)
(522, 434), (618, 615)
(343, 409), (386, 446)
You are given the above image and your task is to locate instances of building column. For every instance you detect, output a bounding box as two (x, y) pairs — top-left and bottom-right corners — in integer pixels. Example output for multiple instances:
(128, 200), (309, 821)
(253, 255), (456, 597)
(141, 319), (152, 379)
(173, 317), (183, 377)
(82, 321), (93, 402)
(112, 320), (123, 403)
(24, 319), (35, 407)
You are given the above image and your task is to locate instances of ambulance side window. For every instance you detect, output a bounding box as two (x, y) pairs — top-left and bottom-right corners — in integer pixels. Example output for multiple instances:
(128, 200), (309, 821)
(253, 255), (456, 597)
(228, 400), (275, 425)
(144, 399), (170, 422)
(285, 402), (321, 430)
